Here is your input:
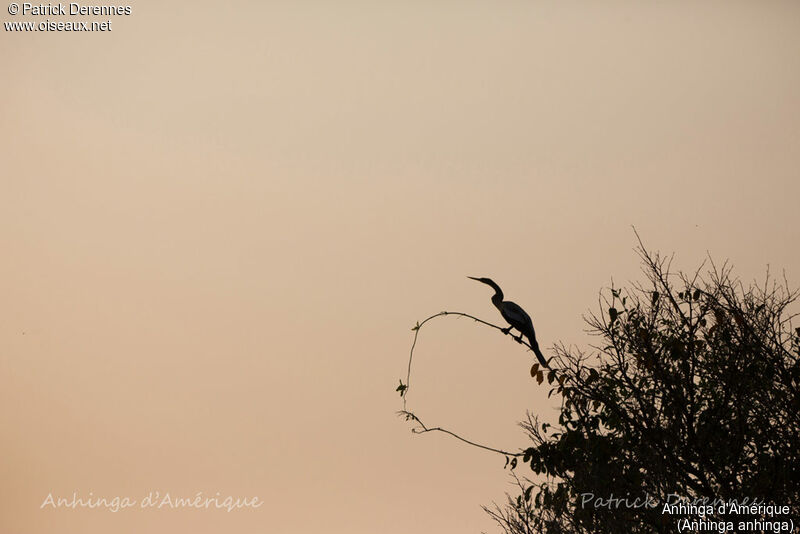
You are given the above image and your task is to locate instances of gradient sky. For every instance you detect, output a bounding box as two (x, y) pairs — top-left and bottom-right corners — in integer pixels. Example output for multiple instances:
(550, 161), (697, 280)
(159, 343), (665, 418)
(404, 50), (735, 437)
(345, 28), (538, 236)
(2, 1), (799, 533)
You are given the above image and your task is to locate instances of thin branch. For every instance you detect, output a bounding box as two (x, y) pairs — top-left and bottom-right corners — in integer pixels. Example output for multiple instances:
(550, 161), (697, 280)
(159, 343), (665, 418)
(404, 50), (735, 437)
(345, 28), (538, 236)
(398, 410), (524, 458)
(399, 310), (537, 458)
(403, 310), (536, 410)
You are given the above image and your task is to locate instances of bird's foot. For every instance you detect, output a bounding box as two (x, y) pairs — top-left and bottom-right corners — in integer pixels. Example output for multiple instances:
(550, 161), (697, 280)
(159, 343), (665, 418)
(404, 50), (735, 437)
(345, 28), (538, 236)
(513, 335), (524, 344)
(501, 327), (512, 335)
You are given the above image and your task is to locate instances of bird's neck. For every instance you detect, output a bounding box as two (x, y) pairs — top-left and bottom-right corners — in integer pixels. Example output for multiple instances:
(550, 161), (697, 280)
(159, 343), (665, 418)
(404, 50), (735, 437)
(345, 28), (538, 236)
(490, 290), (504, 308)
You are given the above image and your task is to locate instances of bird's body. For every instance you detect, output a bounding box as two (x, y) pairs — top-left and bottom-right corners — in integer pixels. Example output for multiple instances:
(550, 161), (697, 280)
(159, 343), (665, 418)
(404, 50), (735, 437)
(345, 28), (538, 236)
(469, 276), (548, 368)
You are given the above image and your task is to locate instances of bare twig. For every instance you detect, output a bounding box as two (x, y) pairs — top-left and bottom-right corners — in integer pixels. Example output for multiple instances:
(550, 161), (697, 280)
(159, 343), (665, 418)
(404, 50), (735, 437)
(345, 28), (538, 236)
(399, 310), (536, 458)
(398, 410), (524, 457)
(403, 310), (536, 410)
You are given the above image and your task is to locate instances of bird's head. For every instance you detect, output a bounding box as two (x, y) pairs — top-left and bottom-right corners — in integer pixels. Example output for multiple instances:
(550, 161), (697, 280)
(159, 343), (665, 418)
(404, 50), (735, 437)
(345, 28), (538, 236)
(468, 276), (503, 299)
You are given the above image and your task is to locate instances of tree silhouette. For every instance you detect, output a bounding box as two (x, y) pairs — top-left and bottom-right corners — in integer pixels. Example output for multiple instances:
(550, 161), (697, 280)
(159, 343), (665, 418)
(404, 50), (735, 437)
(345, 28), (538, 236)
(399, 240), (800, 533)
(485, 243), (800, 533)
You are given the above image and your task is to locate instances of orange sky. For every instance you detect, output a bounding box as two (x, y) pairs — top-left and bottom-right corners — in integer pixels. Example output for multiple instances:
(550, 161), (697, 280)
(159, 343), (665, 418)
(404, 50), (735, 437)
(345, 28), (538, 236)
(1, 1), (799, 532)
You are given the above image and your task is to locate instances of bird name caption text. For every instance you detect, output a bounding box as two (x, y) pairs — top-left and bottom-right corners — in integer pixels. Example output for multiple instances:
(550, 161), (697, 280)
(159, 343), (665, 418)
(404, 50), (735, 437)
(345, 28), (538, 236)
(580, 493), (795, 532)
(40, 491), (264, 513)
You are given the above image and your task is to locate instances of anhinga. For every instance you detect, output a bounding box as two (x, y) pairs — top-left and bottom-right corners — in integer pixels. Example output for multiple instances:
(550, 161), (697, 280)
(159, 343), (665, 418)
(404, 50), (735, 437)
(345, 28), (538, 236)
(468, 277), (548, 369)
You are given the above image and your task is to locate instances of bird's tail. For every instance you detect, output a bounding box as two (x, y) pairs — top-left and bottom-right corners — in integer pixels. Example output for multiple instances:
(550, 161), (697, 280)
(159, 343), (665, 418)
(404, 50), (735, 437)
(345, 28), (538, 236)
(528, 335), (549, 369)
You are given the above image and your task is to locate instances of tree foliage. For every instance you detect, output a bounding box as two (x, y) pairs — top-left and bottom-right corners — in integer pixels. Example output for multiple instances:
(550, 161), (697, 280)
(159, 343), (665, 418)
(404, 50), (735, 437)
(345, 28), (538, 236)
(486, 246), (800, 533)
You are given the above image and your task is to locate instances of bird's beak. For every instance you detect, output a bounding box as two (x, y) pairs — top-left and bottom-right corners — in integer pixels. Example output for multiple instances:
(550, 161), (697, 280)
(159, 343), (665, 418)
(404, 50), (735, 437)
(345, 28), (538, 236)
(467, 276), (480, 281)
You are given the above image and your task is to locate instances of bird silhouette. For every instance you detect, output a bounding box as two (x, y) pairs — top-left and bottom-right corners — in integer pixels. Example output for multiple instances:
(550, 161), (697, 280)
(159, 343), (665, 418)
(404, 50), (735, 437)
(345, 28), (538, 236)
(468, 276), (548, 368)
